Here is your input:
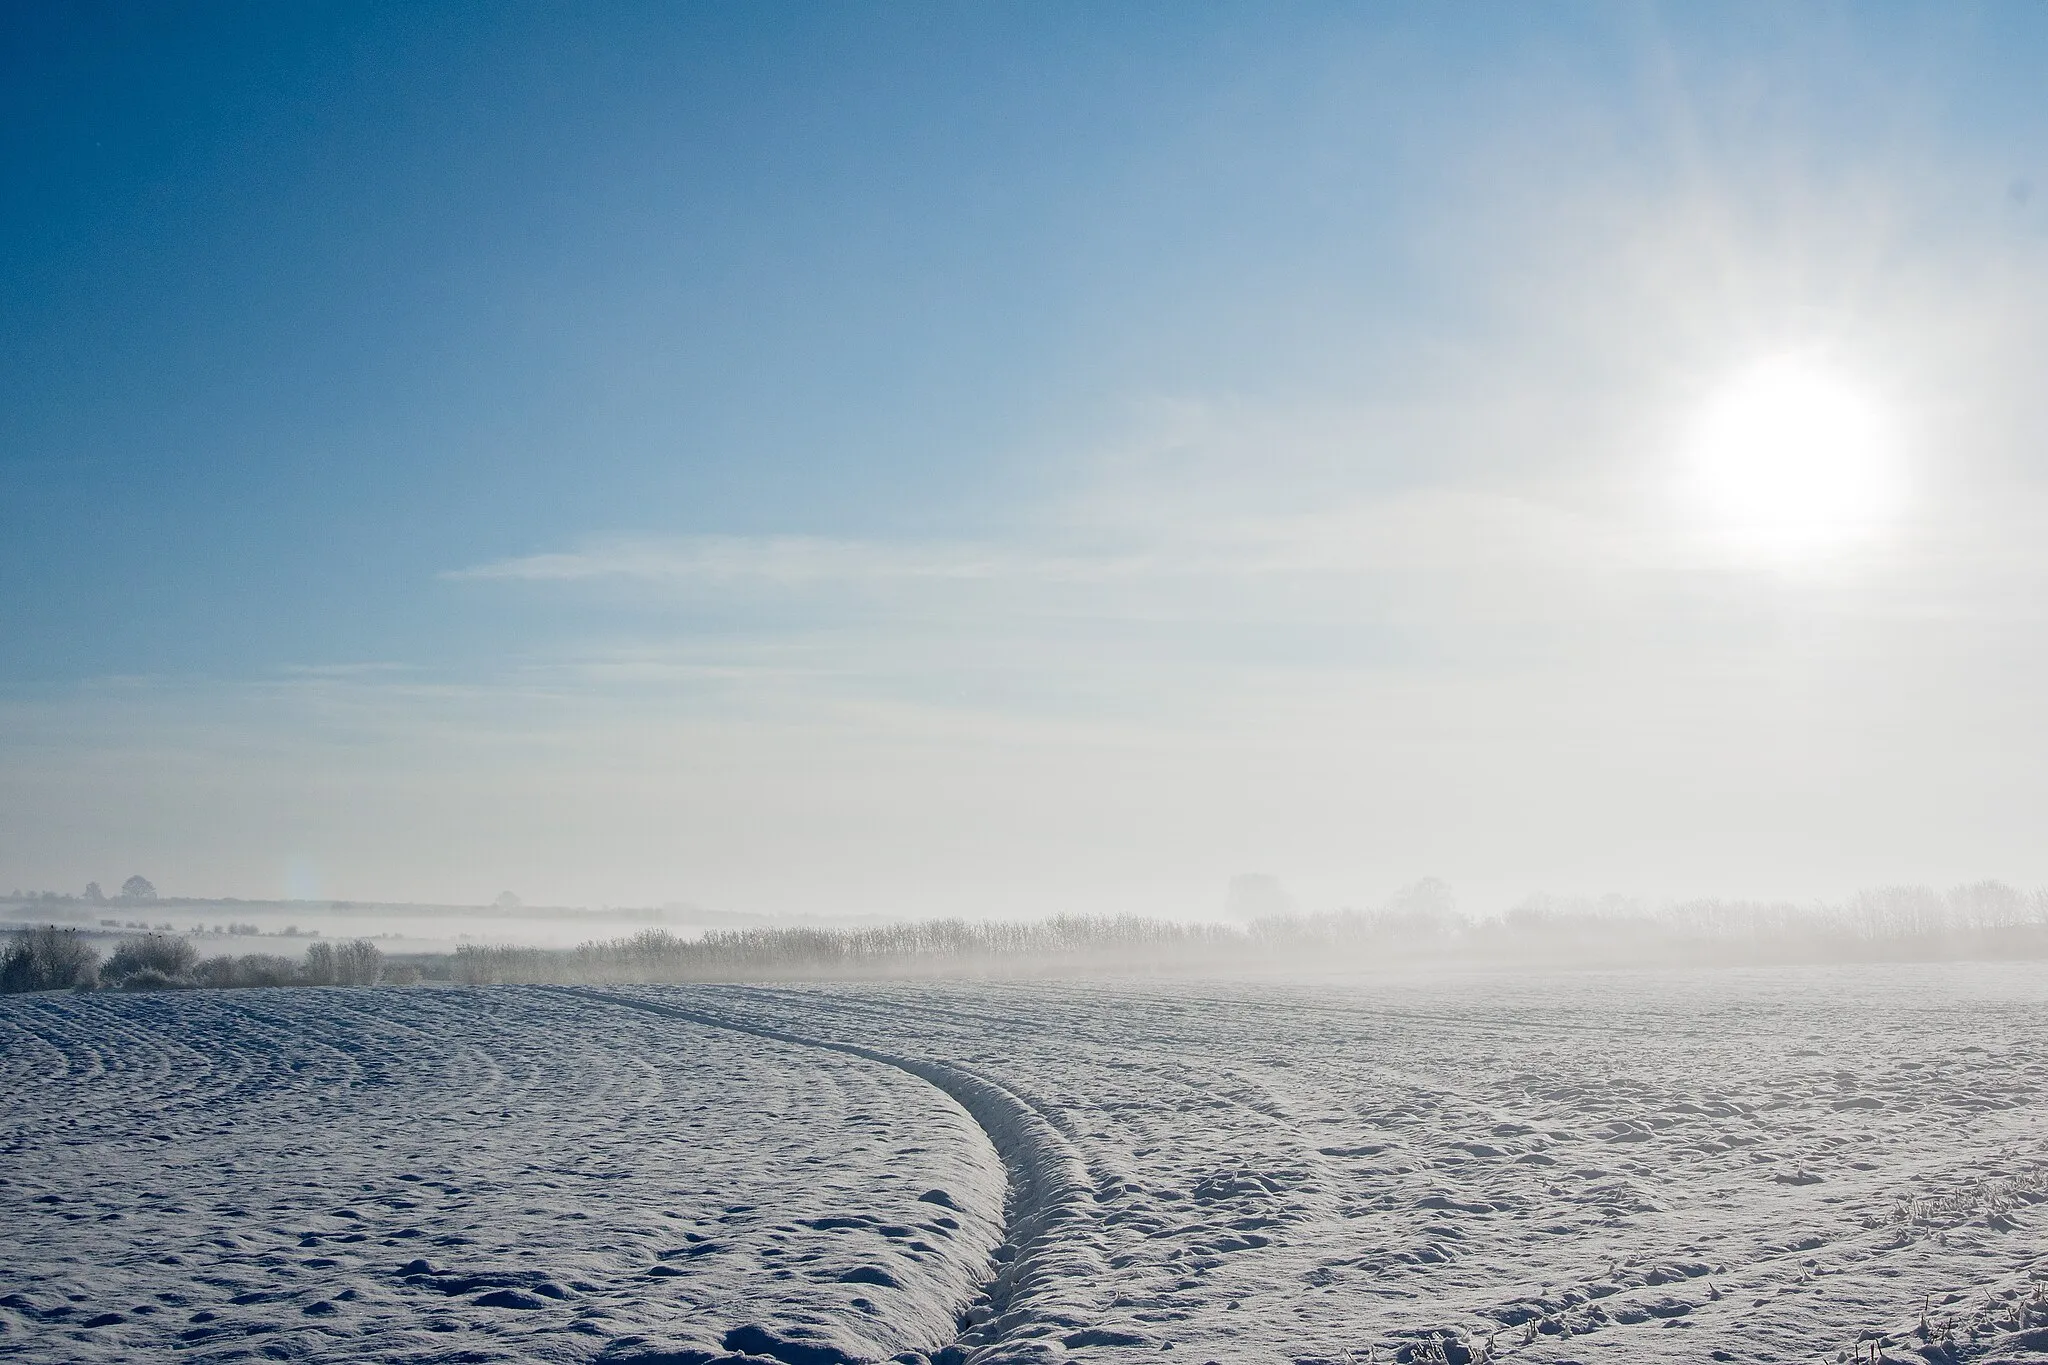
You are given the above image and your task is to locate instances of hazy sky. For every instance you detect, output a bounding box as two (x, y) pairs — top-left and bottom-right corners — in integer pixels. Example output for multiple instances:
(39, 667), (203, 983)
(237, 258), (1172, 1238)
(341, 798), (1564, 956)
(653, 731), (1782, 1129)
(7, 3), (2048, 915)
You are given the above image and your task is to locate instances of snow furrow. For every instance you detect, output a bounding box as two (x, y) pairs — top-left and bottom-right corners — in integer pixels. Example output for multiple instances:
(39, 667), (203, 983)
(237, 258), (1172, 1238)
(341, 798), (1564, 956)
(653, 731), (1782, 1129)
(556, 984), (1109, 1363)
(0, 986), (1007, 1365)
(9, 967), (2048, 1364)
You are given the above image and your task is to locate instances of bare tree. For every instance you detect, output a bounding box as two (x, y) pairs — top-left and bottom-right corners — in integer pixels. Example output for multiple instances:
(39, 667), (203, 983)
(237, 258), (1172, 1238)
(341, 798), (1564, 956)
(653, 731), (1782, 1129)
(194, 954), (297, 988)
(300, 940), (337, 986)
(332, 939), (383, 986)
(120, 875), (157, 902)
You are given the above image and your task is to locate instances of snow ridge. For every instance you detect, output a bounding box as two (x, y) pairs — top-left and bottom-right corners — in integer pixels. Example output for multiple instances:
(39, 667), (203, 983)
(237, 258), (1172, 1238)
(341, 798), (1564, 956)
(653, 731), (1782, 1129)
(554, 986), (1105, 1363)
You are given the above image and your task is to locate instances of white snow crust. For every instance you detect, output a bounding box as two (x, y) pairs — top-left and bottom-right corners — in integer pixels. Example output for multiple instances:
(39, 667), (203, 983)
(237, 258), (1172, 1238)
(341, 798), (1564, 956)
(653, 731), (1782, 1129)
(0, 986), (1005, 1363)
(5, 964), (2048, 1364)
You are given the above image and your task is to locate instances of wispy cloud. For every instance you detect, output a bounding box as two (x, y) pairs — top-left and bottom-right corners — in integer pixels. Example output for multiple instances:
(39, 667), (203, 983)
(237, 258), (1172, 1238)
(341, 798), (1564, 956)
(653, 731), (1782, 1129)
(274, 661), (418, 678)
(448, 535), (1143, 587)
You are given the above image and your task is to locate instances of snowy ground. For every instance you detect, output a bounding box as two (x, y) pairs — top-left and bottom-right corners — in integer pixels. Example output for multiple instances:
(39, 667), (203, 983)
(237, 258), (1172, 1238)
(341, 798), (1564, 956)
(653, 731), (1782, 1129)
(0, 987), (1005, 1363)
(4, 966), (2047, 1364)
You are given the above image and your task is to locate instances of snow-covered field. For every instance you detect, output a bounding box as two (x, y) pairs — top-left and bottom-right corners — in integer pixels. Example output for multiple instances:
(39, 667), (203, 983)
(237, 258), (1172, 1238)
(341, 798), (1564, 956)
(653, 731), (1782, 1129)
(5, 965), (2047, 1364)
(0, 988), (1005, 1364)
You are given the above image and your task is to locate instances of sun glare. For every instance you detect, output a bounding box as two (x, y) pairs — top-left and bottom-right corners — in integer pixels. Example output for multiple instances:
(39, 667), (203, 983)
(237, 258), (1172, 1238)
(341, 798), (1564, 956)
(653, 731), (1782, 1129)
(1681, 354), (1903, 561)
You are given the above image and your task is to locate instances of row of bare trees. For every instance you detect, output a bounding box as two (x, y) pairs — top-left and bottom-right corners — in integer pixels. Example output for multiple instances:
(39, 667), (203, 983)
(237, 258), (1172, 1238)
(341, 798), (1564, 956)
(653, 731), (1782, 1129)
(0, 927), (390, 993)
(451, 917), (1251, 984)
(447, 883), (2048, 985)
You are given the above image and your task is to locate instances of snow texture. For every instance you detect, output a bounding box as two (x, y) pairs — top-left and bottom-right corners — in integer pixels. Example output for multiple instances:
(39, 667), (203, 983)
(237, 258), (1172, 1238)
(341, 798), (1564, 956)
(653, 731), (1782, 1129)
(0, 987), (1004, 1363)
(5, 964), (2048, 1364)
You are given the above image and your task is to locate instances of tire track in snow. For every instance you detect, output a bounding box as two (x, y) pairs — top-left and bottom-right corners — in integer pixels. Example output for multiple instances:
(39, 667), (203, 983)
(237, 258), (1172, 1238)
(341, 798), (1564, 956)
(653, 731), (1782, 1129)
(551, 985), (1108, 1363)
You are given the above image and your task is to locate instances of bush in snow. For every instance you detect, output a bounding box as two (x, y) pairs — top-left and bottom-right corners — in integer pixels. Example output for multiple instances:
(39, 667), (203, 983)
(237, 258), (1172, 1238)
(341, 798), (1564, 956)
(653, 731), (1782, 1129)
(186, 939), (384, 989)
(294, 938), (381, 986)
(0, 925), (101, 993)
(118, 968), (197, 992)
(332, 938), (384, 986)
(194, 953), (299, 988)
(299, 940), (336, 985)
(103, 932), (199, 987)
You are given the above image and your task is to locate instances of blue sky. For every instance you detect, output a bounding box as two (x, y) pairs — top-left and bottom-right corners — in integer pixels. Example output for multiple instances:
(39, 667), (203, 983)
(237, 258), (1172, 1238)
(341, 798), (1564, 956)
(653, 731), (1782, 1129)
(7, 4), (2048, 913)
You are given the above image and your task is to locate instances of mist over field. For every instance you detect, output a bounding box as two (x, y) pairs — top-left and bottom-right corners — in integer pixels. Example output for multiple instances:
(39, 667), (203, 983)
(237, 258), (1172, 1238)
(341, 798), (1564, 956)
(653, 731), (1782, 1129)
(14, 877), (2048, 993)
(10, 4), (2048, 1364)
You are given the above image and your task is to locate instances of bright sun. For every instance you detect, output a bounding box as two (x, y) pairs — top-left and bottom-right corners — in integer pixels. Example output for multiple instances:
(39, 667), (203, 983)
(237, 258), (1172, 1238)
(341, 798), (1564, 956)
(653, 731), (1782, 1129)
(1682, 354), (1902, 560)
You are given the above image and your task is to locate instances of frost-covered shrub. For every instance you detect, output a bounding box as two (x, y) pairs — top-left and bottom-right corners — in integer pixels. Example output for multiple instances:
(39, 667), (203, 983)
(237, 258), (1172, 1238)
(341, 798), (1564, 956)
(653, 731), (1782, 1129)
(292, 938), (381, 986)
(194, 953), (299, 988)
(118, 968), (196, 992)
(181, 941), (386, 989)
(300, 940), (336, 985)
(0, 926), (101, 993)
(103, 932), (199, 986)
(242, 953), (301, 986)
(383, 960), (421, 986)
(332, 938), (383, 986)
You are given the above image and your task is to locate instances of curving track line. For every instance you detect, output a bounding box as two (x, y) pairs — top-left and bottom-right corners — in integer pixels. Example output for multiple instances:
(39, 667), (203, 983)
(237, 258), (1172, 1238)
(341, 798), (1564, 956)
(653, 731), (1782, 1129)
(547, 985), (1106, 1363)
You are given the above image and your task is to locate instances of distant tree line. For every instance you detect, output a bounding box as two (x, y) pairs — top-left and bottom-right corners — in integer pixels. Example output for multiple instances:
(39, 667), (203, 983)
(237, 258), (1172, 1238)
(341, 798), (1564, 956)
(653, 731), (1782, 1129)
(449, 916), (1249, 984)
(0, 927), (402, 994)
(5, 875), (157, 908)
(7, 881), (2048, 994)
(449, 882), (2048, 984)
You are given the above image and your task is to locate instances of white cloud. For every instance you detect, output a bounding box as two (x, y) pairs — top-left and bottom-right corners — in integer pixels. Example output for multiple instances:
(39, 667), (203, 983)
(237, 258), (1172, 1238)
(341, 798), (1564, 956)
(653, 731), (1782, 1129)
(449, 535), (1134, 588)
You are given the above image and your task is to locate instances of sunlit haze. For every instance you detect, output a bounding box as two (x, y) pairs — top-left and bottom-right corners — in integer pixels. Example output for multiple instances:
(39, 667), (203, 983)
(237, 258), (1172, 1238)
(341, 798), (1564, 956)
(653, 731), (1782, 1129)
(6, 4), (2048, 917)
(1681, 354), (1904, 561)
